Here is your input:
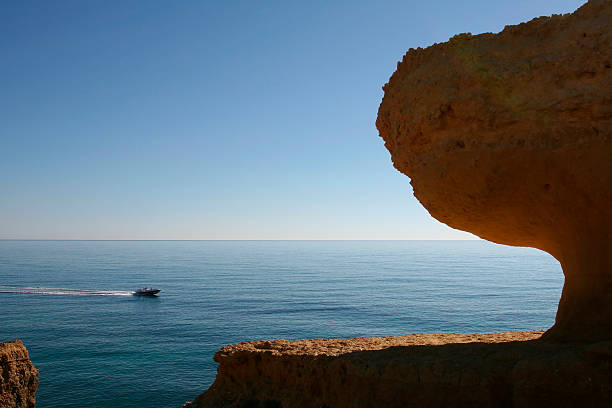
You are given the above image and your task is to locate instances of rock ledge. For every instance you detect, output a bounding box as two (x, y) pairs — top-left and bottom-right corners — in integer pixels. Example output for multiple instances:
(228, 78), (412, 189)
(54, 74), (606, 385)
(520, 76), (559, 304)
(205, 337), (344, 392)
(184, 331), (612, 408)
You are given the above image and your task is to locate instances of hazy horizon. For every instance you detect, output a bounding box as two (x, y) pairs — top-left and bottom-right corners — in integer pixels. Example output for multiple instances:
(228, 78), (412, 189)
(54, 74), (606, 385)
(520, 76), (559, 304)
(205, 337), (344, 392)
(0, 238), (481, 241)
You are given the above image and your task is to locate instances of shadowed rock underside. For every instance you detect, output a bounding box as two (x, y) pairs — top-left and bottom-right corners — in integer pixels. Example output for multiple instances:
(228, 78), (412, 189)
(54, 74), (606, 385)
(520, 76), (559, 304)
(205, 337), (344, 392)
(376, 0), (612, 341)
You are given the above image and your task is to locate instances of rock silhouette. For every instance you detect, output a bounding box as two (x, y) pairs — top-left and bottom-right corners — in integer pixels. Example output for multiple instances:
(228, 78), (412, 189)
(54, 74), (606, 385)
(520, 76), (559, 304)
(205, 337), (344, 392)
(376, 0), (612, 341)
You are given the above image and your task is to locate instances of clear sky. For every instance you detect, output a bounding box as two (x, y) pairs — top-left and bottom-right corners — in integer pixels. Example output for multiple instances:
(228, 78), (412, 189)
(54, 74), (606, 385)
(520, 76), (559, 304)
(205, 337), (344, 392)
(1, 0), (584, 240)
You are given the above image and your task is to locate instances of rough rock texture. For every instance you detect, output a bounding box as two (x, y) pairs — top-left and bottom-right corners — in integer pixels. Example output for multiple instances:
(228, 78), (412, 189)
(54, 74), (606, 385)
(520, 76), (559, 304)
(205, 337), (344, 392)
(376, 0), (612, 341)
(0, 340), (38, 408)
(183, 332), (612, 408)
(184, 3), (612, 407)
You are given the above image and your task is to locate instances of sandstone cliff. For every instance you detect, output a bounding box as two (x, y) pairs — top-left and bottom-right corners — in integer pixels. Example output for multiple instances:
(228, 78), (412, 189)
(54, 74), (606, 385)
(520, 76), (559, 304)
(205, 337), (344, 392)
(184, 332), (612, 408)
(376, 0), (612, 341)
(0, 340), (38, 408)
(184, 1), (612, 406)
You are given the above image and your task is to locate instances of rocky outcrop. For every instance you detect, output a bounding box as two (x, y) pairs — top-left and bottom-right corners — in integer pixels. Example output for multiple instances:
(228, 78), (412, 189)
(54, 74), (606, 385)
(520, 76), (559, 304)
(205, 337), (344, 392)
(184, 2), (612, 406)
(376, 0), (612, 341)
(0, 340), (38, 408)
(183, 332), (612, 408)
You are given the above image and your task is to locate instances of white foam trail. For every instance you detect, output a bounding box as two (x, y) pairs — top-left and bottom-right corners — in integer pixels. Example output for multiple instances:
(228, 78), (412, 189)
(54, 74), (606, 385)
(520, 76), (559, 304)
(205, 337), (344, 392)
(0, 286), (134, 296)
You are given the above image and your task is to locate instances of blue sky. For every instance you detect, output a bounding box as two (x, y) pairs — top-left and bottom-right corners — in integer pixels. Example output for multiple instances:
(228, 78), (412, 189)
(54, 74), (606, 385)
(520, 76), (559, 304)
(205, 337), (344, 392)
(1, 0), (584, 239)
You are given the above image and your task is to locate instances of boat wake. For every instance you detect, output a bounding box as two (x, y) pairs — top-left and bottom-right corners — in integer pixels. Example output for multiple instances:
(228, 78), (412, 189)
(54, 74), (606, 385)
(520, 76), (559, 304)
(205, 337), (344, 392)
(0, 286), (134, 296)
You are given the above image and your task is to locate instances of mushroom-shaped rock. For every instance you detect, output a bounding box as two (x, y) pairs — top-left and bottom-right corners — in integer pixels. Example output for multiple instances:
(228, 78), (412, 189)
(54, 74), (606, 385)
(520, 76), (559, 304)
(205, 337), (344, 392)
(376, 0), (612, 341)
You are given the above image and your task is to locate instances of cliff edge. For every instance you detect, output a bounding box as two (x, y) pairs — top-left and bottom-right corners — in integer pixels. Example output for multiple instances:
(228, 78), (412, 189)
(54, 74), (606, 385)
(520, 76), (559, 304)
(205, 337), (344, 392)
(376, 0), (612, 341)
(184, 1), (612, 406)
(184, 332), (612, 408)
(0, 340), (38, 408)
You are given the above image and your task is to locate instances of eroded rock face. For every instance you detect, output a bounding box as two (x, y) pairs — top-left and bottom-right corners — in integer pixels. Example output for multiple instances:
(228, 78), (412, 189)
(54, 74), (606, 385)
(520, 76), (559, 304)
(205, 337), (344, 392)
(376, 0), (612, 341)
(183, 332), (612, 408)
(0, 340), (38, 408)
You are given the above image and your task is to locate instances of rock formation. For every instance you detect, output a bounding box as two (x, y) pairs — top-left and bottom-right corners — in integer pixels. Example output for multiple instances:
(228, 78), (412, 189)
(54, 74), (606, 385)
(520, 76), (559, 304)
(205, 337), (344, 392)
(183, 332), (612, 408)
(183, 2), (612, 407)
(376, 0), (612, 341)
(0, 340), (38, 408)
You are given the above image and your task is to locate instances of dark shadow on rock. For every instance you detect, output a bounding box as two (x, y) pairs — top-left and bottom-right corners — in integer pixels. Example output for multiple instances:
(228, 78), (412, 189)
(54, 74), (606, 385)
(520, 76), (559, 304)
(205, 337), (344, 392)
(185, 336), (612, 408)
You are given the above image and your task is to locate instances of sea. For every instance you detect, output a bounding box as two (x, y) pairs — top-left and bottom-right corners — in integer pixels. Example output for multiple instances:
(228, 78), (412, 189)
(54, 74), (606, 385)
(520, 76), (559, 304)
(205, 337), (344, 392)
(0, 240), (563, 408)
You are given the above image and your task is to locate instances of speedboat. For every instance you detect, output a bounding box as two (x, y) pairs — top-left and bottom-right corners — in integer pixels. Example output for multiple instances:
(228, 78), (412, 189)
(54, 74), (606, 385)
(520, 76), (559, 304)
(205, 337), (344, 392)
(134, 287), (161, 296)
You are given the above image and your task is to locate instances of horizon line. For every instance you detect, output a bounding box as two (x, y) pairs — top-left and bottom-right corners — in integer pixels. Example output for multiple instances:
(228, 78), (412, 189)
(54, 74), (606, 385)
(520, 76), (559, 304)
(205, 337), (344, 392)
(0, 238), (481, 242)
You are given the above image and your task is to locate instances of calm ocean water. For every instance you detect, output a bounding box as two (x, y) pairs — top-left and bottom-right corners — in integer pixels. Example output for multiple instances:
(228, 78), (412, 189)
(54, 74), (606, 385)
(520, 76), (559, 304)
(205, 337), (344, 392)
(0, 240), (562, 407)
